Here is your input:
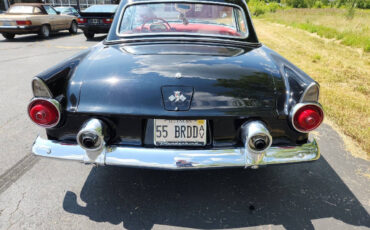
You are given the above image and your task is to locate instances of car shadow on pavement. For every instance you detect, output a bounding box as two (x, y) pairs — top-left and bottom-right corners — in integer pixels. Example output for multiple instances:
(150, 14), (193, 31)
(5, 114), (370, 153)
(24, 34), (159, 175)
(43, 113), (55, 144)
(0, 31), (81, 42)
(63, 156), (370, 230)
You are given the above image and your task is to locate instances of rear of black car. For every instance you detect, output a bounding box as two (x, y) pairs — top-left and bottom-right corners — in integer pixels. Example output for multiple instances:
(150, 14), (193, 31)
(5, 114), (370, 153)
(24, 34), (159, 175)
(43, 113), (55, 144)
(28, 0), (323, 170)
(77, 4), (117, 39)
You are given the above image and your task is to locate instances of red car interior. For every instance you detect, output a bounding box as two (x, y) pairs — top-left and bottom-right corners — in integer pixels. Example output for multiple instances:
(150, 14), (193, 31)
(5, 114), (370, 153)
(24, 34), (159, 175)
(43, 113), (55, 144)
(131, 23), (241, 36)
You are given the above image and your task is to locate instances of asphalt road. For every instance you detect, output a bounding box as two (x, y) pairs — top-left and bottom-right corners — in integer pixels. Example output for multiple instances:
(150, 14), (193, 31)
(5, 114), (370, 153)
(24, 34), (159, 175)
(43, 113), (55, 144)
(0, 32), (369, 230)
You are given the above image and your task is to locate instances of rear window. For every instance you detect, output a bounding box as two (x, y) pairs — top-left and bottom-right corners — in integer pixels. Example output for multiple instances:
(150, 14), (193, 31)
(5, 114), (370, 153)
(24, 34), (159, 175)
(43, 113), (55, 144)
(83, 5), (118, 13)
(118, 3), (248, 38)
(8, 6), (35, 14)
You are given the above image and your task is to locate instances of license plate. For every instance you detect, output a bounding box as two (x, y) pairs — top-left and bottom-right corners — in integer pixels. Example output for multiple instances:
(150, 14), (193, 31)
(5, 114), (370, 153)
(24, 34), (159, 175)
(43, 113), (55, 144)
(90, 19), (100, 24)
(1, 21), (12, 26)
(154, 119), (207, 146)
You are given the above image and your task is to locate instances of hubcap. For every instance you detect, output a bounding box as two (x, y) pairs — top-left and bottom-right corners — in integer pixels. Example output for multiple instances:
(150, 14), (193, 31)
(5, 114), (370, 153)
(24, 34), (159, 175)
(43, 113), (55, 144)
(43, 26), (49, 36)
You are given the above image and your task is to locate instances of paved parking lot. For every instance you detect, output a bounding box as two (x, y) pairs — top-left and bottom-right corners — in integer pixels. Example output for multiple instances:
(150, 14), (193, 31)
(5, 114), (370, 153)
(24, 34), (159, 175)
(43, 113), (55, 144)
(0, 32), (369, 230)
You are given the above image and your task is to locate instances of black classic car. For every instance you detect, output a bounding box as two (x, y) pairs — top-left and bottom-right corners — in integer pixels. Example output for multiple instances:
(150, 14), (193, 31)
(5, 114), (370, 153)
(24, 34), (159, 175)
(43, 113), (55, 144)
(29, 0), (324, 170)
(77, 4), (117, 39)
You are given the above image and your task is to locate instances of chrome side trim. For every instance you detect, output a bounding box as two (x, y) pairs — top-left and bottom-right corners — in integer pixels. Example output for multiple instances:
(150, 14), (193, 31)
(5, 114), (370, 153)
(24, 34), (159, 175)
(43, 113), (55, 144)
(27, 98), (61, 128)
(290, 102), (324, 133)
(32, 136), (320, 169)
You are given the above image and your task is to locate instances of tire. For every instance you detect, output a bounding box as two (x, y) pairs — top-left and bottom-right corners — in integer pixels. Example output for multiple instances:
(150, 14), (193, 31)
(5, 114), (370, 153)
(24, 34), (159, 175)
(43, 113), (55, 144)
(2, 33), (15, 40)
(69, 21), (78, 34)
(83, 31), (94, 40)
(39, 24), (50, 39)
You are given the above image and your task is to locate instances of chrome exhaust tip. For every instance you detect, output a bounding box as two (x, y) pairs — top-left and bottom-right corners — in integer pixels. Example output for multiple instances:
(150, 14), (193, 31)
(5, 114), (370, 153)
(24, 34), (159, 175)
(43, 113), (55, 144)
(77, 118), (108, 162)
(241, 121), (272, 167)
(249, 135), (270, 152)
(80, 132), (100, 149)
(241, 121), (272, 153)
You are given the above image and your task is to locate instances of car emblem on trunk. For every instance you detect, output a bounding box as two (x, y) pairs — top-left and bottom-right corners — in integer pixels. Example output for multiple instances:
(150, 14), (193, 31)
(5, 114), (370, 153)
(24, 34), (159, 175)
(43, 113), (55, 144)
(169, 91), (187, 102)
(162, 86), (193, 111)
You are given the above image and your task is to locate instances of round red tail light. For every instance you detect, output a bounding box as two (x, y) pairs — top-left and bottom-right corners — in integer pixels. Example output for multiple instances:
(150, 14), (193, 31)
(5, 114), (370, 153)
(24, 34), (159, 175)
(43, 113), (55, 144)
(28, 99), (60, 128)
(291, 103), (324, 133)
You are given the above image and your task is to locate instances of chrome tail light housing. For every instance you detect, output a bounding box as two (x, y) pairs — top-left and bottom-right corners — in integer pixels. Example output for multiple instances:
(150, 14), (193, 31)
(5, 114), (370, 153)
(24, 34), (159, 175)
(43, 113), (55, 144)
(290, 103), (324, 133)
(28, 98), (61, 128)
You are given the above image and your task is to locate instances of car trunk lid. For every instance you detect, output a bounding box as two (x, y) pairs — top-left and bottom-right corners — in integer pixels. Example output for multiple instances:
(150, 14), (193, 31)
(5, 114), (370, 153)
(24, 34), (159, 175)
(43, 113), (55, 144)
(67, 43), (279, 117)
(0, 14), (29, 25)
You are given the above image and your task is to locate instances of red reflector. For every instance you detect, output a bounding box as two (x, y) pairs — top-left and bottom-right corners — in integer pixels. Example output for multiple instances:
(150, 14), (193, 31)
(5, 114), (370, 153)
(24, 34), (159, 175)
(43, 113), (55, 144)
(103, 18), (112, 24)
(28, 99), (60, 127)
(293, 104), (324, 132)
(16, 20), (32, 26)
(77, 18), (87, 24)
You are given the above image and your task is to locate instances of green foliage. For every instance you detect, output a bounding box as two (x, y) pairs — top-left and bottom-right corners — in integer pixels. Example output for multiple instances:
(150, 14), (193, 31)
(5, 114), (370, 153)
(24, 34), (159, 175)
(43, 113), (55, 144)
(312, 53), (322, 62)
(346, 6), (356, 19)
(251, 0), (370, 9)
(260, 8), (370, 52)
(248, 0), (282, 16)
(268, 2), (281, 12)
(357, 0), (370, 8)
(313, 1), (324, 8)
(281, 0), (308, 8)
(248, 0), (268, 16)
(294, 22), (338, 38)
(292, 22), (370, 51)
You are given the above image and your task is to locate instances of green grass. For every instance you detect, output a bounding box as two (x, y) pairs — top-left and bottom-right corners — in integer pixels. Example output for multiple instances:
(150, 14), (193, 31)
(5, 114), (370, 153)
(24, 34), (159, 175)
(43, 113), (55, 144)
(259, 8), (370, 52)
(253, 19), (370, 157)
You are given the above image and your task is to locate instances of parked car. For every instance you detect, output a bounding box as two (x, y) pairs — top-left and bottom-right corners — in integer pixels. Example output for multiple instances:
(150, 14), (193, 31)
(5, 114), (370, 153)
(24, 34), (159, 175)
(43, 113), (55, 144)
(77, 4), (117, 40)
(55, 6), (80, 17)
(29, 0), (324, 170)
(0, 3), (77, 39)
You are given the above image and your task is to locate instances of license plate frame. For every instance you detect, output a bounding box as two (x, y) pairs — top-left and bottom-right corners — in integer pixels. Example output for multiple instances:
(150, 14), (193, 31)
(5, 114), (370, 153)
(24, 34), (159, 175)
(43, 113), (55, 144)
(154, 119), (207, 146)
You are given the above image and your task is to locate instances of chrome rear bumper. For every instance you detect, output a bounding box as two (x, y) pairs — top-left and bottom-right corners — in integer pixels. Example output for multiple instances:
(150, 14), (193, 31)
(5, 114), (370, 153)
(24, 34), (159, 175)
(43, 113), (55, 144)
(32, 136), (320, 169)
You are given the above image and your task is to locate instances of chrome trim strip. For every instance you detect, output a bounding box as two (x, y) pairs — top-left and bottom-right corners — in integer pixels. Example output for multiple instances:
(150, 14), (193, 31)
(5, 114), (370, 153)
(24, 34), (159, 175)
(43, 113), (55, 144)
(31, 77), (53, 98)
(27, 98), (61, 128)
(300, 82), (320, 103)
(120, 43), (246, 56)
(290, 102), (324, 133)
(105, 36), (261, 47)
(0, 26), (28, 29)
(32, 136), (320, 169)
(115, 0), (249, 40)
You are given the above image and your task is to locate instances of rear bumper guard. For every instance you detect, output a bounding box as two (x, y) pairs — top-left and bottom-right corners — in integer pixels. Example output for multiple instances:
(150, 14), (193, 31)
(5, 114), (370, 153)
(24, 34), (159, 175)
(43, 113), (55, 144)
(32, 136), (320, 169)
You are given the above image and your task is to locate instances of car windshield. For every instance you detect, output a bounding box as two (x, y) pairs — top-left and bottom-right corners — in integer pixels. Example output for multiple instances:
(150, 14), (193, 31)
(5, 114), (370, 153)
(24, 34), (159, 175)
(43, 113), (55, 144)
(83, 5), (117, 13)
(8, 6), (35, 14)
(119, 3), (248, 38)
